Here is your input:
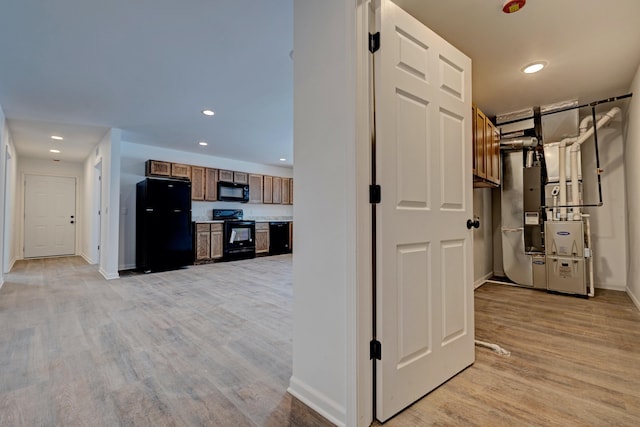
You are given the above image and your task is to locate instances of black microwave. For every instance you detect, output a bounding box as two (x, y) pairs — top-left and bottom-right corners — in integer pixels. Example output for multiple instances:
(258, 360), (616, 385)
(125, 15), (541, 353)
(218, 181), (250, 203)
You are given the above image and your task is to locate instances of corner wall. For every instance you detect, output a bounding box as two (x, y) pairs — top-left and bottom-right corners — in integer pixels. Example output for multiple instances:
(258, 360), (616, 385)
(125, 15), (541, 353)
(0, 106), (17, 281)
(290, 1), (357, 426)
(624, 64), (640, 310)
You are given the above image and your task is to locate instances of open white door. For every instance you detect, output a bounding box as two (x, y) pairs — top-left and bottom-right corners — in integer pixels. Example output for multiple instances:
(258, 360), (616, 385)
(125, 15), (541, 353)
(373, 0), (474, 421)
(24, 175), (76, 258)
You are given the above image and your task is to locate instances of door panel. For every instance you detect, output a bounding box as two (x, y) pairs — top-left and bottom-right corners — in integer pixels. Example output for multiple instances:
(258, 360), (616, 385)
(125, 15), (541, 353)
(24, 175), (76, 258)
(374, 0), (474, 421)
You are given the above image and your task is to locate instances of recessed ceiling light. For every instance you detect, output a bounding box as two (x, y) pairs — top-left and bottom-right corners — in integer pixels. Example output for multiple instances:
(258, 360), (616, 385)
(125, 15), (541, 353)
(279, 158), (287, 162)
(522, 62), (546, 74)
(51, 135), (64, 140)
(202, 109), (215, 116)
(50, 149), (61, 153)
(199, 141), (208, 146)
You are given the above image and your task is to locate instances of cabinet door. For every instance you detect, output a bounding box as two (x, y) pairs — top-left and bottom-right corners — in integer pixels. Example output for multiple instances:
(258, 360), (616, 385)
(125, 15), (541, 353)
(146, 160), (171, 177)
(248, 174), (263, 204)
(272, 177), (282, 204)
(191, 166), (205, 200)
(234, 172), (248, 184)
(218, 169), (234, 182)
(471, 106), (477, 176)
(171, 163), (192, 180)
(484, 119), (494, 182)
(475, 109), (487, 179)
(255, 223), (269, 254)
(289, 178), (293, 204)
(205, 168), (218, 201)
(195, 224), (211, 260)
(282, 178), (290, 205)
(491, 126), (500, 184)
(263, 176), (273, 204)
(211, 224), (223, 259)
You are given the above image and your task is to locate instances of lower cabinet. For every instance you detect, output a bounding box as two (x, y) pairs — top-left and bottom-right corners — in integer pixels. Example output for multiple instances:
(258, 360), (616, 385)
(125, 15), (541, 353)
(255, 222), (269, 255)
(194, 222), (224, 263)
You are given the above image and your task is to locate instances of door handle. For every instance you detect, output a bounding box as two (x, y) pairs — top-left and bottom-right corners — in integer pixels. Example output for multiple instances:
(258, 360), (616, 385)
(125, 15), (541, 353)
(466, 218), (480, 229)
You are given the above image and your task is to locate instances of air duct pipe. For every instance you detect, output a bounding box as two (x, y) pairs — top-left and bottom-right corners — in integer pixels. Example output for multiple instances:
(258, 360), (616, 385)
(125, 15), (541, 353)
(569, 107), (620, 219)
(557, 138), (575, 220)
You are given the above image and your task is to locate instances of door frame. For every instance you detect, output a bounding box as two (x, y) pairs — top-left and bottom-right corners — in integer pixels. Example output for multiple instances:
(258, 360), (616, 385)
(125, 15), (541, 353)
(20, 172), (80, 260)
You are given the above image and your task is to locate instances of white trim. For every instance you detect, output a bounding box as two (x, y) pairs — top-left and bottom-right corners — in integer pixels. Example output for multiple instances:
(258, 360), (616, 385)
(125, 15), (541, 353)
(627, 286), (640, 311)
(288, 376), (346, 427)
(474, 272), (493, 289)
(99, 268), (119, 280)
(79, 252), (96, 265)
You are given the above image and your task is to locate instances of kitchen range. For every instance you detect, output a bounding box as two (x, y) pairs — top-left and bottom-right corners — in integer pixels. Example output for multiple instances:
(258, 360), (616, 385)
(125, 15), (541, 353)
(212, 209), (256, 261)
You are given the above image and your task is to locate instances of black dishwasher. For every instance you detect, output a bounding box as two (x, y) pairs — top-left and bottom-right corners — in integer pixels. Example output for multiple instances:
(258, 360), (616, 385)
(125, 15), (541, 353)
(269, 222), (290, 255)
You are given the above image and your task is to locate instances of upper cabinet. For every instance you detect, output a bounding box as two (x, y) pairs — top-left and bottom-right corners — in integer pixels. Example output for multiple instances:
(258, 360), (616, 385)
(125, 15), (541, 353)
(145, 159), (292, 203)
(248, 174), (263, 204)
(472, 105), (500, 187)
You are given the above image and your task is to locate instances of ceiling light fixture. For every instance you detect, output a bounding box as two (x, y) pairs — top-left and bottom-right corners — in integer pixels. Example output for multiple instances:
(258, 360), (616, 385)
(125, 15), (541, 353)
(202, 109), (215, 116)
(279, 158), (287, 162)
(502, 0), (526, 14)
(50, 149), (61, 153)
(522, 62), (546, 74)
(199, 141), (208, 146)
(51, 135), (64, 140)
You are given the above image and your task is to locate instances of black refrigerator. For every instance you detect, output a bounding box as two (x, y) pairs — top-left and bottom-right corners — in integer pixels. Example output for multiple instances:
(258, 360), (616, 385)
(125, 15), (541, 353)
(136, 177), (193, 272)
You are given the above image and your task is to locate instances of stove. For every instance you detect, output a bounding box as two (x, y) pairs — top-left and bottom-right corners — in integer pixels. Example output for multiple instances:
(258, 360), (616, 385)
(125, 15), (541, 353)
(212, 209), (256, 261)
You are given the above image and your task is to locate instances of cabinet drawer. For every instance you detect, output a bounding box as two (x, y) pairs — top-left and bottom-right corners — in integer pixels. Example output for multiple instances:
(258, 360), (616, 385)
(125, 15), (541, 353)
(255, 222), (269, 231)
(195, 223), (210, 232)
(211, 223), (223, 232)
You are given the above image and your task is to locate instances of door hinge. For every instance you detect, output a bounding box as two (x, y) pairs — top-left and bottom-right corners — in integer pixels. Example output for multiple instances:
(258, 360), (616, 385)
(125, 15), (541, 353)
(369, 32), (380, 53)
(97, 245), (100, 250)
(369, 185), (381, 204)
(370, 339), (382, 360)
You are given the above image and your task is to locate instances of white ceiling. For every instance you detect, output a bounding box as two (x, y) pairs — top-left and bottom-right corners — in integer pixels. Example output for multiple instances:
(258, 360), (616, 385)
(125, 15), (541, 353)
(1, 1), (639, 165)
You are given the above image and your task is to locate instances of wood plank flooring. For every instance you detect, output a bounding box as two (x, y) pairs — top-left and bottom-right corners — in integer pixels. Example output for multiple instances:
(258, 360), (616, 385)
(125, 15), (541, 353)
(378, 283), (640, 426)
(2, 257), (639, 426)
(0, 255), (332, 427)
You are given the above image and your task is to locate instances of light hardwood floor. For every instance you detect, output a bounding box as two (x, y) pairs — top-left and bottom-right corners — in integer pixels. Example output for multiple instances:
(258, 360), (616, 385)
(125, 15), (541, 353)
(0, 255), (332, 426)
(2, 257), (639, 426)
(377, 283), (640, 426)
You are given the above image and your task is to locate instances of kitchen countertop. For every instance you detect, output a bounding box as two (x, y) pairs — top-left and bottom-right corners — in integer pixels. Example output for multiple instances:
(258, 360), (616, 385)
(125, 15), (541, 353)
(193, 217), (293, 223)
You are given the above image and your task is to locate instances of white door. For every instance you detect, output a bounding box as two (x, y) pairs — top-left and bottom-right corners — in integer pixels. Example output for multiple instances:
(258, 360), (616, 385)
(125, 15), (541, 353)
(24, 175), (76, 258)
(374, 0), (474, 421)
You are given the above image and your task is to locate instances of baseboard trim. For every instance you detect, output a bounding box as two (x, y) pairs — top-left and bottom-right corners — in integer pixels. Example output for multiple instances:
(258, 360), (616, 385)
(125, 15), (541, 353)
(99, 268), (120, 280)
(626, 286), (640, 312)
(474, 271), (493, 290)
(80, 252), (97, 265)
(288, 376), (346, 427)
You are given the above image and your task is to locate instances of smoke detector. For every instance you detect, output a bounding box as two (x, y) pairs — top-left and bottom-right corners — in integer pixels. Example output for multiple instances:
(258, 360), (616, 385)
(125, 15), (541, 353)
(502, 0), (526, 13)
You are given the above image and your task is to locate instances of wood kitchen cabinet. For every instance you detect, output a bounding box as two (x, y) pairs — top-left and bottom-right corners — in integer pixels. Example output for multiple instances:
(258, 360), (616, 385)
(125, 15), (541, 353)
(473, 105), (500, 187)
(205, 168), (218, 201)
(234, 172), (248, 184)
(146, 160), (171, 177)
(248, 174), (263, 203)
(218, 169), (234, 182)
(255, 222), (269, 254)
(263, 176), (273, 204)
(193, 222), (224, 263)
(171, 163), (192, 180)
(282, 178), (290, 205)
(272, 177), (282, 204)
(289, 178), (293, 204)
(191, 166), (205, 200)
(211, 223), (223, 259)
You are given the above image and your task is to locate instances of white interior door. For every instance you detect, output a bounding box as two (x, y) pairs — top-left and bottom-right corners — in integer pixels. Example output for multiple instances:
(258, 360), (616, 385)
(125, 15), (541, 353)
(24, 175), (76, 258)
(374, 0), (474, 421)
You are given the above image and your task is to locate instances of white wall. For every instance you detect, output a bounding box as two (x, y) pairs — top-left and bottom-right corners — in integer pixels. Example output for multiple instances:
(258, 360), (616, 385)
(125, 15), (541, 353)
(81, 140), (103, 264)
(96, 129), (121, 279)
(291, 1), (357, 426)
(15, 157), (84, 261)
(473, 188), (493, 286)
(582, 115), (628, 291)
(119, 141), (294, 269)
(624, 64), (640, 309)
(0, 106), (17, 281)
